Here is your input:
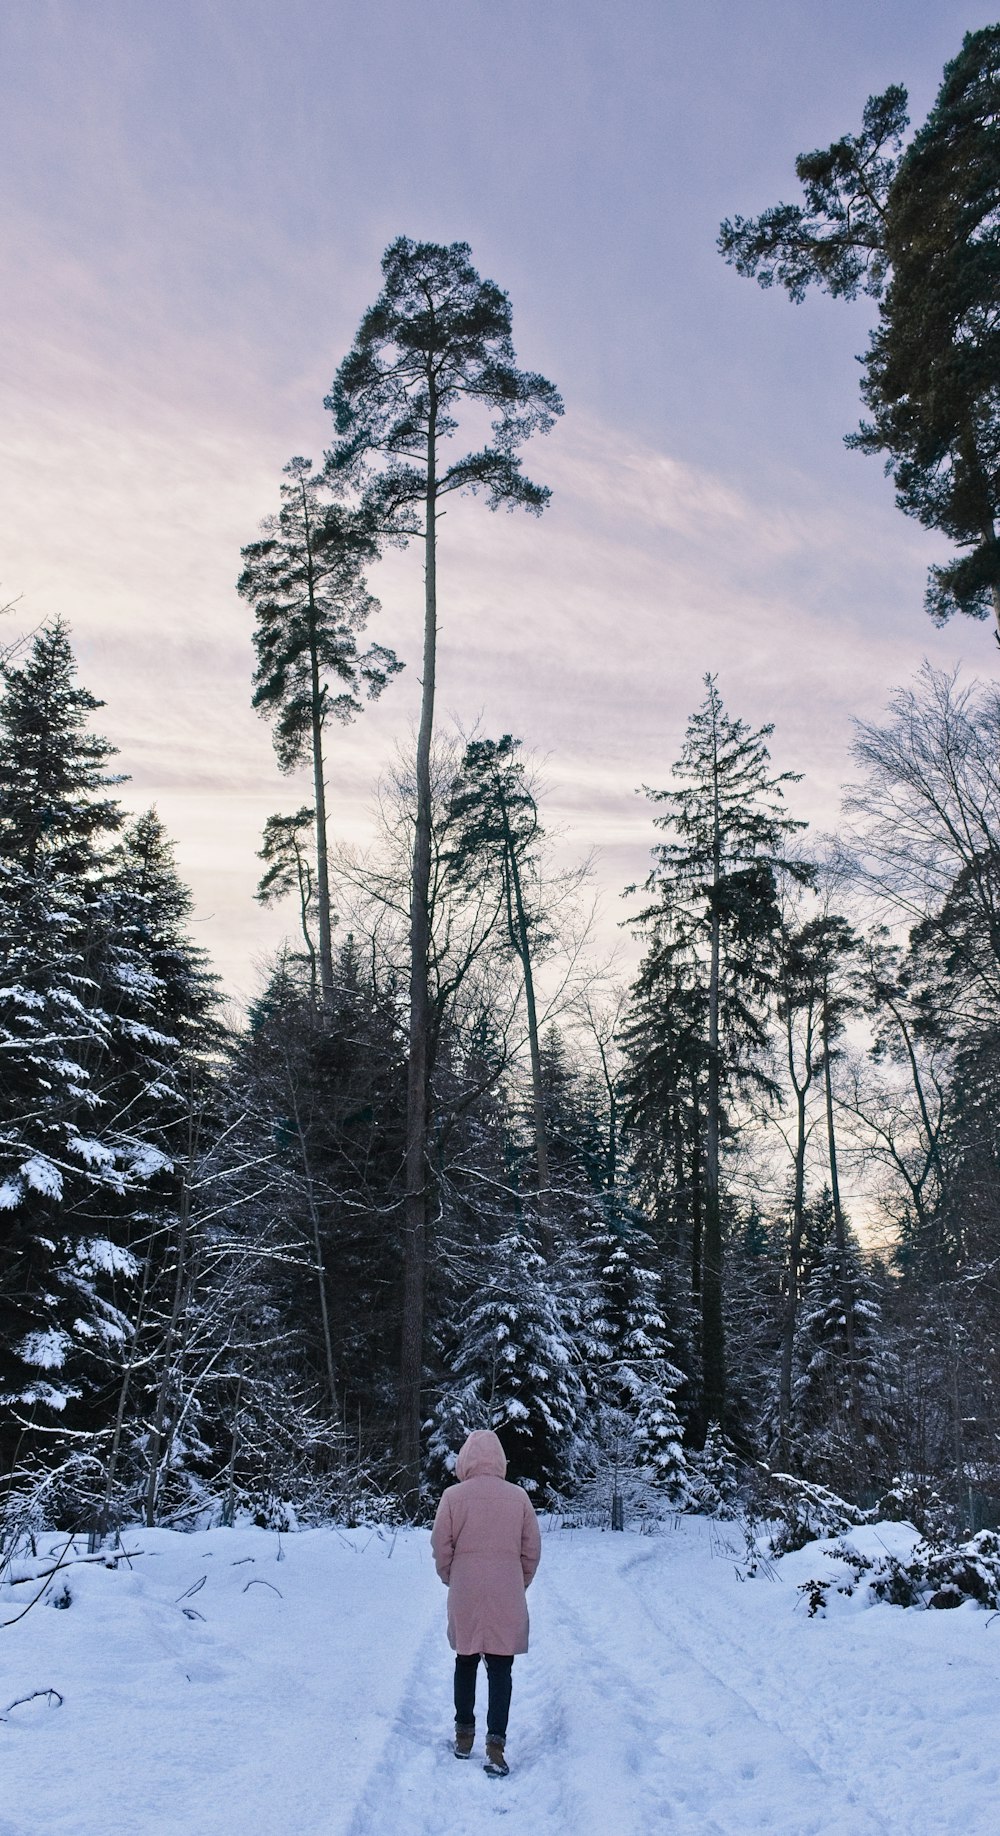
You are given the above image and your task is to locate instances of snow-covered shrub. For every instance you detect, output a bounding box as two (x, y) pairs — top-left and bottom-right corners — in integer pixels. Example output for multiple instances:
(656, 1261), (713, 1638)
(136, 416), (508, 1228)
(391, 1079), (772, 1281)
(559, 1462), (684, 1531)
(793, 1527), (1000, 1615)
(0, 1452), (107, 1548)
(876, 1475), (955, 1541)
(871, 1530), (1000, 1610)
(760, 1468), (868, 1555)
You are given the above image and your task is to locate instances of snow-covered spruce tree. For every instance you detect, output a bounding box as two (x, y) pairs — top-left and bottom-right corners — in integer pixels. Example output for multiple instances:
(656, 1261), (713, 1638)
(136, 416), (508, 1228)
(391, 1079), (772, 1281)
(95, 810), (222, 1527)
(428, 1216), (588, 1501)
(0, 627), (223, 1523)
(0, 631), (146, 1484)
(0, 624), (131, 1470)
(689, 1420), (740, 1516)
(580, 1211), (691, 1503)
(791, 1230), (896, 1500)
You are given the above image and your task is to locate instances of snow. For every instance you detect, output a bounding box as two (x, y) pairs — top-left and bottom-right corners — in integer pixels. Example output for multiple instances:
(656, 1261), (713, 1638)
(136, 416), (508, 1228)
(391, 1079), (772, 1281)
(21, 1155), (64, 1200)
(17, 1328), (70, 1370)
(74, 1236), (140, 1279)
(66, 1135), (117, 1170)
(124, 1144), (173, 1180)
(3, 1515), (1000, 1835)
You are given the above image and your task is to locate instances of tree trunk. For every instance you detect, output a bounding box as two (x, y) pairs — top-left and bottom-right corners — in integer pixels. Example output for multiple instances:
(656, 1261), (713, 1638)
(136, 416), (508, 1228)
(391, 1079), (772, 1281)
(310, 696), (334, 1011)
(688, 1089), (702, 1303)
(778, 1083), (808, 1464)
(299, 477), (335, 1011)
(822, 976), (862, 1478)
(506, 839), (550, 1199)
(701, 743), (725, 1434)
(99, 1246), (152, 1542)
(286, 1053), (338, 1418)
(144, 1144), (193, 1528)
(399, 399), (438, 1512)
(222, 1363), (245, 1528)
(294, 848), (318, 1007)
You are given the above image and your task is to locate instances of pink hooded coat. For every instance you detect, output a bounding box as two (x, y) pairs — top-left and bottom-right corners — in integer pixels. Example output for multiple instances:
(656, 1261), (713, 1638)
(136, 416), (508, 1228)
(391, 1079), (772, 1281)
(430, 1430), (541, 1656)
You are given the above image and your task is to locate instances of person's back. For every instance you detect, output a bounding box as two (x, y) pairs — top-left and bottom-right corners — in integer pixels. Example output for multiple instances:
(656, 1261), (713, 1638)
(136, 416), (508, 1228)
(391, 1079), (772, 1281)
(431, 1430), (541, 1776)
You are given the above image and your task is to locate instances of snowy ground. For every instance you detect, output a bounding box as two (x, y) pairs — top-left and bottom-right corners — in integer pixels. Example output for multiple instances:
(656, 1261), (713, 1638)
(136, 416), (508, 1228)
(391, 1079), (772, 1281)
(3, 1514), (1000, 1836)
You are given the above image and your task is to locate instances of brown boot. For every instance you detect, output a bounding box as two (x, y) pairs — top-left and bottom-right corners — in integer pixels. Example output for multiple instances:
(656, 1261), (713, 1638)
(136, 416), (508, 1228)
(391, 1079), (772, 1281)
(484, 1736), (509, 1778)
(453, 1723), (475, 1759)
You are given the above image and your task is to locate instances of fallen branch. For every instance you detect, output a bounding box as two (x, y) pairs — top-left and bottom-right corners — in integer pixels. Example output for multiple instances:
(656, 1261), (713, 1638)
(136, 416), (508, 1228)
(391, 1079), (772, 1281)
(1, 1687), (64, 1719)
(243, 1578), (282, 1597)
(7, 1548), (144, 1588)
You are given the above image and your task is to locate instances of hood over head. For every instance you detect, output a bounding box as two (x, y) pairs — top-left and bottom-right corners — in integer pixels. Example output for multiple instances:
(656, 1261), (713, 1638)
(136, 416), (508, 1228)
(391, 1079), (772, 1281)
(455, 1429), (507, 1481)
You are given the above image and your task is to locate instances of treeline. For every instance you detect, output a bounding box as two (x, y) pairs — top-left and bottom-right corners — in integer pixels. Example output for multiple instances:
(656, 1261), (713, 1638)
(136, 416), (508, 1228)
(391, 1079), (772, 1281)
(2, 617), (998, 1533)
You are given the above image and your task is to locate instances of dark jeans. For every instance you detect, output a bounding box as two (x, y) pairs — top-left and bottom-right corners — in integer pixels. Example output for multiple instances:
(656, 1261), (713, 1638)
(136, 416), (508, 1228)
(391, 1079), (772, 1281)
(454, 1652), (514, 1739)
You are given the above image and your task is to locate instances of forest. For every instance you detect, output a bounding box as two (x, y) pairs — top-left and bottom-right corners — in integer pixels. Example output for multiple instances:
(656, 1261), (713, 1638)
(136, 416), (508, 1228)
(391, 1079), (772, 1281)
(2, 24), (1000, 1550)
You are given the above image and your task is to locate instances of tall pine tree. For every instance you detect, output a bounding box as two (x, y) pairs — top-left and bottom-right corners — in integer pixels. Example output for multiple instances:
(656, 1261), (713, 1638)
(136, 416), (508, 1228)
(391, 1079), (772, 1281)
(327, 240), (562, 1506)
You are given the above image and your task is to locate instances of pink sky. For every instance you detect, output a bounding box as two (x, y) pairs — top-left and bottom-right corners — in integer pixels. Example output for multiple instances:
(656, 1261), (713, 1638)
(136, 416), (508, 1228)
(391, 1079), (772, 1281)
(1, 0), (990, 997)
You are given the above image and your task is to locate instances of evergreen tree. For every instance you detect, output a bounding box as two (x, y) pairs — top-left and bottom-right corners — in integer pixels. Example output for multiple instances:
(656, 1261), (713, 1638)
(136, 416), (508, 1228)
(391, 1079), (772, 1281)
(792, 1231), (894, 1498)
(239, 456), (399, 1009)
(720, 27), (1000, 641)
(0, 630), (217, 1494)
(632, 677), (811, 1433)
(580, 1212), (690, 1501)
(327, 239), (562, 1507)
(445, 736), (552, 1196)
(428, 1217), (587, 1500)
(621, 950), (709, 1316)
(96, 809), (221, 1526)
(0, 624), (130, 1454)
(256, 807), (318, 1002)
(690, 1421), (740, 1517)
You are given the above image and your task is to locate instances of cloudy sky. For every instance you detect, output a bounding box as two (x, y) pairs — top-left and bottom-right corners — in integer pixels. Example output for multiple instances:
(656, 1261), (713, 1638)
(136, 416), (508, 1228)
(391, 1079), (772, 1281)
(2, 0), (995, 999)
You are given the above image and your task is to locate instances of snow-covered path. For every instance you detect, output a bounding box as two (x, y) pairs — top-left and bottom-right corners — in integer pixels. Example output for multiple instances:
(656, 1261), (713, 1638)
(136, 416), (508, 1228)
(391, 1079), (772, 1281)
(3, 1516), (1000, 1835)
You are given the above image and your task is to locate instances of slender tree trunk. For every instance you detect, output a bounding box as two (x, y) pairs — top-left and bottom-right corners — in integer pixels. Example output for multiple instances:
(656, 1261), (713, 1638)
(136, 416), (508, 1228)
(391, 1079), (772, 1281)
(778, 1082), (808, 1464)
(701, 749), (725, 1434)
(822, 978), (862, 1479)
(223, 1363), (245, 1528)
(286, 1054), (338, 1417)
(100, 1247), (152, 1541)
(310, 696), (334, 1011)
(295, 849), (319, 1007)
(299, 479), (335, 1011)
(507, 842), (550, 1198)
(144, 1131), (194, 1528)
(399, 398), (438, 1511)
(690, 1090), (703, 1302)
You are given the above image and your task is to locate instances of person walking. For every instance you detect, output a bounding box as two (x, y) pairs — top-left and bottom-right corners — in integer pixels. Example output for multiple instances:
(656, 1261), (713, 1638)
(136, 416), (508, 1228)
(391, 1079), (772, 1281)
(430, 1429), (542, 1777)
